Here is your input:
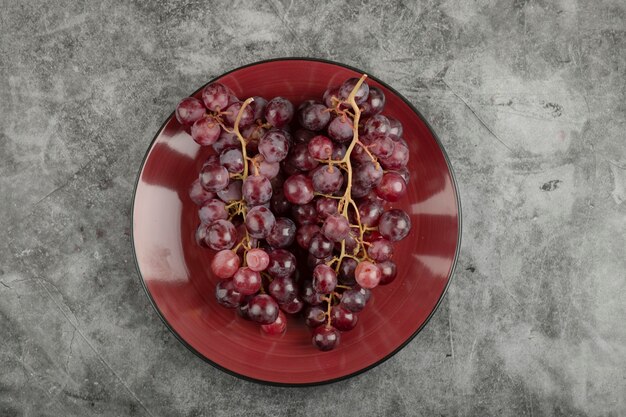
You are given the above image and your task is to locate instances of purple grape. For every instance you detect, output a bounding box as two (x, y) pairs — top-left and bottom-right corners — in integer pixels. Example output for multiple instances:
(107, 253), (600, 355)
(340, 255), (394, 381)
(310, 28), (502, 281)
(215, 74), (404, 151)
(216, 180), (242, 203)
(258, 129), (290, 163)
(233, 267), (262, 295)
(296, 224), (320, 249)
(338, 258), (357, 285)
(380, 142), (409, 170)
(375, 172), (407, 202)
(224, 101), (254, 128)
(388, 117), (403, 140)
(267, 249), (297, 279)
(331, 306), (358, 331)
(340, 288), (366, 312)
(312, 326), (340, 351)
(248, 294), (279, 324)
(206, 219), (237, 250)
(321, 214), (350, 242)
(266, 217), (296, 248)
(251, 96), (268, 120)
(354, 161), (383, 188)
(312, 264), (337, 294)
(361, 85), (385, 117)
(309, 232), (333, 259)
(290, 143), (319, 171)
(283, 174), (315, 205)
(199, 199), (228, 224)
(212, 130), (240, 154)
(215, 279), (243, 308)
(199, 164), (229, 192)
(367, 238), (393, 262)
(363, 115), (391, 137)
(378, 260), (398, 285)
(268, 276), (297, 303)
(245, 206), (276, 238)
(298, 103), (331, 131)
(311, 165), (343, 194)
(308, 135), (334, 160)
(339, 77), (369, 104)
(242, 175), (272, 205)
(270, 188), (291, 215)
(176, 97), (205, 125)
(327, 116), (353, 143)
(265, 97), (294, 128)
(378, 209), (411, 241)
(358, 198), (384, 227)
(280, 297), (304, 314)
(305, 305), (327, 327)
(191, 116), (221, 146)
(220, 148), (244, 173)
(202, 83), (233, 111)
(293, 128), (316, 144)
(189, 178), (215, 205)
(315, 197), (338, 219)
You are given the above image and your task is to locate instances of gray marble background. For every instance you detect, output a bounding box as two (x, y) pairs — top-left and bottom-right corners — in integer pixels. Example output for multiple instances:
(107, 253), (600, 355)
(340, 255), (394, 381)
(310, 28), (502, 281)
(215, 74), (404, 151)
(1, 0), (625, 416)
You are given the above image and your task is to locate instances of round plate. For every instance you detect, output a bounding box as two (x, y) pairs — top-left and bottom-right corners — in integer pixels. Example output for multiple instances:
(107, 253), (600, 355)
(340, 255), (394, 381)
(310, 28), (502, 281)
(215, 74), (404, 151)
(131, 58), (461, 386)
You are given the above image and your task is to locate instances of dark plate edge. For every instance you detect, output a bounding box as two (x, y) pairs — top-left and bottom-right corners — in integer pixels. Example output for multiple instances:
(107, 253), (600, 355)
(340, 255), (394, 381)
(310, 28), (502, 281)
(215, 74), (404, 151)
(130, 57), (463, 387)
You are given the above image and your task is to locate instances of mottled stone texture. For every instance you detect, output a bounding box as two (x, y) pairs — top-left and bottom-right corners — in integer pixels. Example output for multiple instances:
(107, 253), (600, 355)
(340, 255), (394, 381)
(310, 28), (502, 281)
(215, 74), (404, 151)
(1, 0), (625, 415)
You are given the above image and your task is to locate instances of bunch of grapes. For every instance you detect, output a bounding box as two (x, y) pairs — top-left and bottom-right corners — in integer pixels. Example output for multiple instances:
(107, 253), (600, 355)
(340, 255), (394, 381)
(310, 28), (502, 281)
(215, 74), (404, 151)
(178, 74), (411, 351)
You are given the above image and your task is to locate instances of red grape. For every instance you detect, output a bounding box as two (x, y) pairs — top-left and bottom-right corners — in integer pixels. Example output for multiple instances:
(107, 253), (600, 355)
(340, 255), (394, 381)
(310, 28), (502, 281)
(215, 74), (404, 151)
(245, 248), (270, 272)
(265, 97), (294, 128)
(355, 261), (381, 289)
(248, 294), (279, 324)
(283, 174), (315, 205)
(191, 116), (221, 146)
(312, 264), (337, 294)
(233, 267), (262, 295)
(176, 97), (205, 125)
(378, 209), (411, 241)
(215, 279), (243, 308)
(261, 310), (287, 335)
(206, 219), (237, 250)
(312, 326), (340, 351)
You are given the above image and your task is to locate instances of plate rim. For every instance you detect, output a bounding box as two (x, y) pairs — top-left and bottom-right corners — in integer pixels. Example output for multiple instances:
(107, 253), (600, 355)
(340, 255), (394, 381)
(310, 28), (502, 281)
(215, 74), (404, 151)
(130, 57), (463, 387)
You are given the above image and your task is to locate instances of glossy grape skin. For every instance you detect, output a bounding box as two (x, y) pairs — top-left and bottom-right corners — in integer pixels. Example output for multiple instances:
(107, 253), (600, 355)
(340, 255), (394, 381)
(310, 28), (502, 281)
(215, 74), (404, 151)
(233, 267), (262, 295)
(388, 117), (403, 140)
(268, 276), (297, 303)
(367, 238), (394, 262)
(340, 289), (366, 312)
(266, 217), (296, 248)
(258, 160), (280, 179)
(311, 165), (343, 194)
(361, 85), (385, 117)
(375, 172), (407, 202)
(265, 97), (294, 128)
(290, 143), (319, 171)
(206, 219), (238, 250)
(321, 214), (350, 242)
(220, 148), (244, 173)
(355, 286), (372, 302)
(364, 114), (390, 137)
(189, 179), (215, 205)
(344, 231), (360, 254)
(259, 129), (290, 163)
(224, 101), (255, 128)
(327, 116), (354, 143)
(331, 306), (358, 331)
(202, 83), (233, 111)
(378, 260), (398, 285)
(261, 310), (287, 335)
(245, 206), (276, 238)
(175, 97), (205, 125)
(246, 248), (270, 272)
(270, 189), (291, 215)
(212, 130), (240, 154)
(242, 175), (272, 206)
(350, 179), (371, 199)
(215, 279), (244, 308)
(293, 128), (316, 144)
(191, 116), (221, 146)
(312, 264), (337, 294)
(354, 161), (383, 188)
(355, 261), (382, 289)
(380, 142), (409, 170)
(199, 164), (230, 192)
(291, 203), (317, 225)
(305, 306), (327, 328)
(216, 180), (242, 203)
(296, 224), (320, 249)
(248, 294), (279, 324)
(280, 297), (304, 314)
(322, 86), (340, 108)
(308, 135), (333, 160)
(251, 96), (268, 121)
(195, 223), (209, 248)
(267, 249), (297, 279)
(338, 258), (358, 285)
(339, 77), (369, 104)
(358, 198), (384, 227)
(308, 232), (334, 259)
(312, 326), (340, 351)
(364, 134), (395, 159)
(331, 143), (347, 160)
(198, 199), (228, 224)
(301, 281), (324, 306)
(378, 209), (411, 241)
(283, 174), (315, 205)
(298, 103), (331, 131)
(315, 197), (338, 219)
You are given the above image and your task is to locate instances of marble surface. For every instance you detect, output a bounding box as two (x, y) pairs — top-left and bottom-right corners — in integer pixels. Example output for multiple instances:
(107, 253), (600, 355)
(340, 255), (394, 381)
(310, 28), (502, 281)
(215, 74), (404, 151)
(1, 0), (625, 415)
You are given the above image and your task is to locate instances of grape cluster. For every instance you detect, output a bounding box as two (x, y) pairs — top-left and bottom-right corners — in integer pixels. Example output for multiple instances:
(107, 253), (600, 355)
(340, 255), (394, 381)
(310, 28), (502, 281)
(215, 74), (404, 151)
(179, 74), (411, 351)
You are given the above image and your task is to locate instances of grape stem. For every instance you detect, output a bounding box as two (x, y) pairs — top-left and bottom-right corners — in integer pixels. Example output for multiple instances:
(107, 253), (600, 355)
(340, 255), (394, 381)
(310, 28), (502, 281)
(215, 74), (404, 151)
(233, 97), (255, 179)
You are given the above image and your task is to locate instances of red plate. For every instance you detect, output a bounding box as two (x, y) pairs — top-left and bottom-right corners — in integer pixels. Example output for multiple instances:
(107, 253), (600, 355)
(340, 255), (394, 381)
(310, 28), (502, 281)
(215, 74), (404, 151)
(132, 58), (461, 385)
